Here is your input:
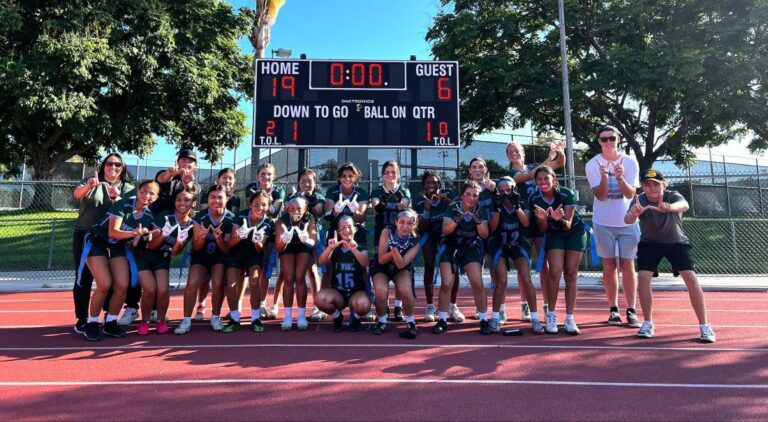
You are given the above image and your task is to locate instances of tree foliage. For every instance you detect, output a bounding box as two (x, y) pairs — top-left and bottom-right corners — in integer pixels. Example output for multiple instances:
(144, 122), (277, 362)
(428, 0), (768, 170)
(0, 0), (254, 189)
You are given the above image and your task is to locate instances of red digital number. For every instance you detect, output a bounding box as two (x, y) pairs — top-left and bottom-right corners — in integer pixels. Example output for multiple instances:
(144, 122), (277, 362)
(292, 121), (299, 142)
(369, 63), (383, 86)
(272, 77), (277, 97)
(351, 63), (365, 86)
(330, 63), (344, 86)
(439, 121), (449, 136)
(281, 76), (295, 97)
(437, 77), (451, 100)
(266, 120), (276, 136)
(426, 121), (432, 142)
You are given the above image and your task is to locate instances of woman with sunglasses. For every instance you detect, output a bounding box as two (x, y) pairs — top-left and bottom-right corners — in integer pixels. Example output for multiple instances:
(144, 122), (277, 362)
(72, 153), (134, 334)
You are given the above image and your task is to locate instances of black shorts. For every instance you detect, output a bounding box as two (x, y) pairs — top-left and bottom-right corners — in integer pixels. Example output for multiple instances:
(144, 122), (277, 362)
(190, 251), (226, 270)
(637, 241), (694, 276)
(135, 250), (171, 272)
(338, 289), (373, 309)
(279, 242), (314, 256)
(226, 249), (265, 270)
(88, 238), (125, 259)
(371, 261), (412, 280)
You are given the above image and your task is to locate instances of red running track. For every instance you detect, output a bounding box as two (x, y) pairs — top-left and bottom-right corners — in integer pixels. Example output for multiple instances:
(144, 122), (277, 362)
(0, 289), (767, 420)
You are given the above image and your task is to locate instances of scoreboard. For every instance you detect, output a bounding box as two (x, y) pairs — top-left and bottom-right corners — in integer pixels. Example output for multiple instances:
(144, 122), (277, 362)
(253, 59), (460, 148)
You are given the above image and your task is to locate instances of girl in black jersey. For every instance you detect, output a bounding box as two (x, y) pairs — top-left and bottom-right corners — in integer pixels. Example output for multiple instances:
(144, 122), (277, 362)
(315, 216), (372, 332)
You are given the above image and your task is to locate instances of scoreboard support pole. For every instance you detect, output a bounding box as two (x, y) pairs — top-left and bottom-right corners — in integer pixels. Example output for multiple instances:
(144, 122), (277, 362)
(297, 148), (306, 173)
(410, 149), (418, 193)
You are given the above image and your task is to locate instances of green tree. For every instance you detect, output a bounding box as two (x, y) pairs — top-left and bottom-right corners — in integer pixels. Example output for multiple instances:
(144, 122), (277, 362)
(0, 0), (253, 208)
(428, 0), (768, 171)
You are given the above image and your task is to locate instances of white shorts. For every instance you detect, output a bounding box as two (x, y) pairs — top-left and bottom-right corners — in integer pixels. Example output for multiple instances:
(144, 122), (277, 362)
(593, 223), (640, 259)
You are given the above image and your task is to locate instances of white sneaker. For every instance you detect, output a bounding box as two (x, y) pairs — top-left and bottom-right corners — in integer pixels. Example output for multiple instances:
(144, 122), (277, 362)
(309, 306), (325, 322)
(637, 321), (655, 338)
(473, 311), (482, 320)
(267, 304), (279, 320)
(194, 305), (205, 321)
(117, 308), (138, 326)
(365, 309), (377, 322)
(499, 310), (508, 324)
(449, 303), (465, 322)
(520, 303), (531, 322)
(281, 317), (293, 331)
(699, 324), (716, 343)
(488, 318), (501, 333)
(424, 304), (437, 322)
(531, 319), (545, 334)
(210, 315), (224, 332)
(564, 319), (580, 335)
(174, 319), (192, 335)
(297, 317), (309, 331)
(545, 314), (558, 334)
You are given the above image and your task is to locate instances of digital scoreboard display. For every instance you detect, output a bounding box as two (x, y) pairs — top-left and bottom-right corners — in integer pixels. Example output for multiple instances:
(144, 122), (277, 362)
(253, 59), (460, 148)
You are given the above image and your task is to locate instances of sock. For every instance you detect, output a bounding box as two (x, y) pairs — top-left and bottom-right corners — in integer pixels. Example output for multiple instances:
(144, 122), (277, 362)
(406, 315), (415, 324)
(211, 314), (220, 320)
(297, 307), (306, 319)
(331, 310), (341, 319)
(492, 311), (500, 320)
(230, 310), (240, 323)
(500, 303), (506, 312)
(251, 310), (260, 321)
(627, 307), (637, 314)
(478, 311), (488, 321)
(610, 306), (619, 313)
(105, 314), (118, 323)
(565, 313), (574, 322)
(645, 319), (653, 324)
(87, 316), (99, 323)
(439, 311), (448, 321)
(700, 323), (709, 329)
(183, 317), (191, 324)
(394, 299), (403, 308)
(547, 311), (556, 318)
(260, 300), (266, 308)
(284, 308), (293, 320)
(531, 311), (539, 321)
(378, 315), (388, 324)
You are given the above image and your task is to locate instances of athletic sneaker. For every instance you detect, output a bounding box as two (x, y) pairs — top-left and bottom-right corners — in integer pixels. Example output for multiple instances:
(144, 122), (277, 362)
(372, 322), (387, 335)
(488, 318), (501, 333)
(531, 319), (545, 334)
(117, 307), (138, 326)
(251, 319), (265, 333)
(333, 313), (344, 333)
(175, 319), (192, 335)
(156, 321), (169, 335)
(699, 325), (716, 343)
(607, 311), (623, 326)
(399, 322), (418, 339)
(542, 304), (549, 314)
(210, 315), (224, 332)
(150, 310), (158, 323)
(637, 321), (655, 338)
(564, 319), (580, 335)
(297, 317), (309, 331)
(424, 304), (437, 322)
(136, 321), (150, 336)
(84, 322), (102, 341)
(480, 319), (492, 335)
(74, 319), (86, 334)
(281, 317), (292, 331)
(365, 309), (377, 322)
(259, 306), (268, 320)
(349, 315), (362, 332)
(473, 311), (482, 320)
(626, 310), (641, 328)
(545, 314), (558, 334)
(103, 321), (126, 338)
(431, 319), (448, 334)
(449, 303), (465, 322)
(393, 306), (404, 322)
(194, 305), (205, 321)
(222, 320), (241, 333)
(310, 306), (326, 322)
(521, 303), (532, 322)
(267, 304), (279, 320)
(499, 310), (508, 325)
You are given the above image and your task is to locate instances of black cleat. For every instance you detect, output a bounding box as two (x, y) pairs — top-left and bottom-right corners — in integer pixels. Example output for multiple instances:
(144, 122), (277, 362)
(372, 322), (387, 335)
(333, 313), (344, 333)
(103, 321), (125, 338)
(222, 320), (241, 333)
(393, 306), (404, 322)
(74, 319), (86, 334)
(431, 319), (448, 334)
(349, 315), (362, 332)
(250, 319), (265, 333)
(83, 322), (102, 341)
(480, 320), (492, 335)
(399, 322), (418, 339)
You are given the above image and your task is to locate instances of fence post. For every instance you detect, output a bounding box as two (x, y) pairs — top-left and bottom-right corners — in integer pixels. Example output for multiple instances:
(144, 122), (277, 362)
(687, 166), (695, 216)
(757, 158), (764, 217)
(730, 220), (740, 268)
(47, 220), (58, 269)
(723, 155), (732, 216)
(18, 162), (26, 209)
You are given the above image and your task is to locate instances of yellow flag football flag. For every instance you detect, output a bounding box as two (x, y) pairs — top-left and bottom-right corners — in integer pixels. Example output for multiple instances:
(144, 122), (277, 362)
(267, 0), (285, 24)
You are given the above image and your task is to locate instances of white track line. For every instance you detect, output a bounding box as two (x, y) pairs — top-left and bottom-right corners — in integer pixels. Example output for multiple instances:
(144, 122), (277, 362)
(2, 323), (768, 329)
(2, 307), (765, 313)
(0, 378), (765, 389)
(3, 297), (768, 304)
(0, 343), (766, 353)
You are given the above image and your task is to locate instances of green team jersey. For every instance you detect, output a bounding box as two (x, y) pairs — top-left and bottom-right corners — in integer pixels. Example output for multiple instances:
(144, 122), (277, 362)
(277, 212), (313, 245)
(370, 184), (411, 245)
(192, 209), (235, 255)
(324, 184), (369, 233)
(152, 211), (195, 253)
(442, 202), (490, 249)
(91, 197), (155, 248)
(330, 230), (368, 294)
(200, 193), (241, 214)
(74, 178), (135, 230)
(285, 190), (326, 217)
(509, 164), (541, 208)
(529, 186), (582, 236)
(233, 210), (275, 253)
(414, 190), (457, 236)
(491, 204), (525, 248)
(244, 183), (285, 217)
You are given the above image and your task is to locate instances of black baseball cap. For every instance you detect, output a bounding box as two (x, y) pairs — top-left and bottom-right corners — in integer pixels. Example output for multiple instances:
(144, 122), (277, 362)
(641, 168), (664, 182)
(177, 150), (197, 162)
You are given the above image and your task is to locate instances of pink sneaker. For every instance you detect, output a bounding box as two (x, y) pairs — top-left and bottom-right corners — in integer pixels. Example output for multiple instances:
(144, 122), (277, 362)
(155, 320), (169, 334)
(137, 321), (150, 336)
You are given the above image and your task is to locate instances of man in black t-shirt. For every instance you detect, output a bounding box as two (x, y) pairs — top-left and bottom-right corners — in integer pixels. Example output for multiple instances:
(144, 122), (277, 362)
(152, 149), (201, 214)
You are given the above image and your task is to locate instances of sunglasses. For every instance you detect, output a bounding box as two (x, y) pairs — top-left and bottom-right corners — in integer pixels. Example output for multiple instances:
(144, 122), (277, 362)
(105, 161), (123, 168)
(599, 136), (617, 143)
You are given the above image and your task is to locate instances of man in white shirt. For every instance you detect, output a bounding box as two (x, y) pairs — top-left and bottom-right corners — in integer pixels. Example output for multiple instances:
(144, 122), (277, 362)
(585, 126), (641, 328)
